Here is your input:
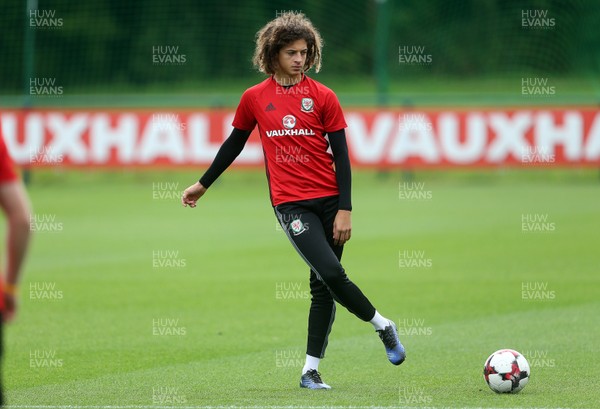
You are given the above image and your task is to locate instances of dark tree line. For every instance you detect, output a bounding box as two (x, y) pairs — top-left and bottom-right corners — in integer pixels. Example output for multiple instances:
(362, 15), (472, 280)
(1, 0), (598, 93)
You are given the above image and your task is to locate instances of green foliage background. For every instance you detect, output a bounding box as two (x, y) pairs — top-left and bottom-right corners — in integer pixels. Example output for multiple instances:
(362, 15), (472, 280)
(2, 0), (599, 100)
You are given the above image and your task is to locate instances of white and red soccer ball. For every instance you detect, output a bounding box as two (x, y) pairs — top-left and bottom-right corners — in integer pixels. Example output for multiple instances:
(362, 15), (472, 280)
(483, 349), (530, 393)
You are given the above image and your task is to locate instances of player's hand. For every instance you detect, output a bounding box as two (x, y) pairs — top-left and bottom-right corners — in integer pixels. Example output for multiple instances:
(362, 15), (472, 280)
(333, 210), (352, 246)
(181, 182), (207, 208)
(2, 291), (17, 323)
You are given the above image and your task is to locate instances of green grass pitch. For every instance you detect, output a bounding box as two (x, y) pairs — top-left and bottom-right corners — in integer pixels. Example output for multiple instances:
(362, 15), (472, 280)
(3, 169), (599, 408)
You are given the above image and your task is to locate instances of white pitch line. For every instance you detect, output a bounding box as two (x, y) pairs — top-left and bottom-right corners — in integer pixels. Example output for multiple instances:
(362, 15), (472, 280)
(3, 405), (585, 409)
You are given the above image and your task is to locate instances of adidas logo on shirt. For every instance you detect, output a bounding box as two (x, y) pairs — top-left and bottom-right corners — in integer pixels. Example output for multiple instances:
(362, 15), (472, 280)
(266, 102), (276, 111)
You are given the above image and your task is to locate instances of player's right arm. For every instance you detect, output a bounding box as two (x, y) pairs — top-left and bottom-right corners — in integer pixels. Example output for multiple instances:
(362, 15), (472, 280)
(0, 129), (33, 322)
(0, 182), (32, 322)
(182, 89), (257, 208)
(181, 127), (252, 207)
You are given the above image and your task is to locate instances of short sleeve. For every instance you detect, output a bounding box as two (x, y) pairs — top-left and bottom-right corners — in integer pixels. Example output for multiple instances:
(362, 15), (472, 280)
(232, 89), (257, 131)
(0, 136), (18, 183)
(322, 90), (347, 133)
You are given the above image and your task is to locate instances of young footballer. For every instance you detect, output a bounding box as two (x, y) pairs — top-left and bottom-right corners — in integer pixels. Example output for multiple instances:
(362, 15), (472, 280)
(0, 135), (32, 404)
(182, 12), (405, 389)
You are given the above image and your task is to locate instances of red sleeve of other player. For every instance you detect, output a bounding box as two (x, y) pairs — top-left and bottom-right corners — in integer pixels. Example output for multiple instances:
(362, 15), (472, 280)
(232, 89), (258, 131)
(0, 136), (19, 183)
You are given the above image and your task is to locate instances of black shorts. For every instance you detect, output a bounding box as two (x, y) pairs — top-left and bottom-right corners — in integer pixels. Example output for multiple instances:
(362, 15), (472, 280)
(274, 195), (375, 322)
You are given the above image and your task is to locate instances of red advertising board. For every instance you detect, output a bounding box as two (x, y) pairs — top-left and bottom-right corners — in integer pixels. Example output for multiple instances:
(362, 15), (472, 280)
(1, 108), (599, 167)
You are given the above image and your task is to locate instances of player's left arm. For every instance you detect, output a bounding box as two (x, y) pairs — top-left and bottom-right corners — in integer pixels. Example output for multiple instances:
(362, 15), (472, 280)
(328, 129), (352, 246)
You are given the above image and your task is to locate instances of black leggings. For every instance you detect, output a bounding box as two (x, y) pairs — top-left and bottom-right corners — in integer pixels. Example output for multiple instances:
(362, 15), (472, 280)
(275, 195), (376, 358)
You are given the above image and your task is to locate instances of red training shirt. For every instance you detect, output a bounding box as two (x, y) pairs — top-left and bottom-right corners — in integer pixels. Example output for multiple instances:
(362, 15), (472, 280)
(232, 74), (347, 206)
(0, 135), (19, 311)
(0, 136), (18, 184)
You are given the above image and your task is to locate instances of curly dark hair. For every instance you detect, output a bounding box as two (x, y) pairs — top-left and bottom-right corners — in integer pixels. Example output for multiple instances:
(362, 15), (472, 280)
(252, 12), (323, 75)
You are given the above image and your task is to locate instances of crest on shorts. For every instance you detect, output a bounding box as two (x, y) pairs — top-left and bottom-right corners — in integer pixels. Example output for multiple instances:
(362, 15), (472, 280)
(301, 98), (314, 112)
(290, 219), (308, 236)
